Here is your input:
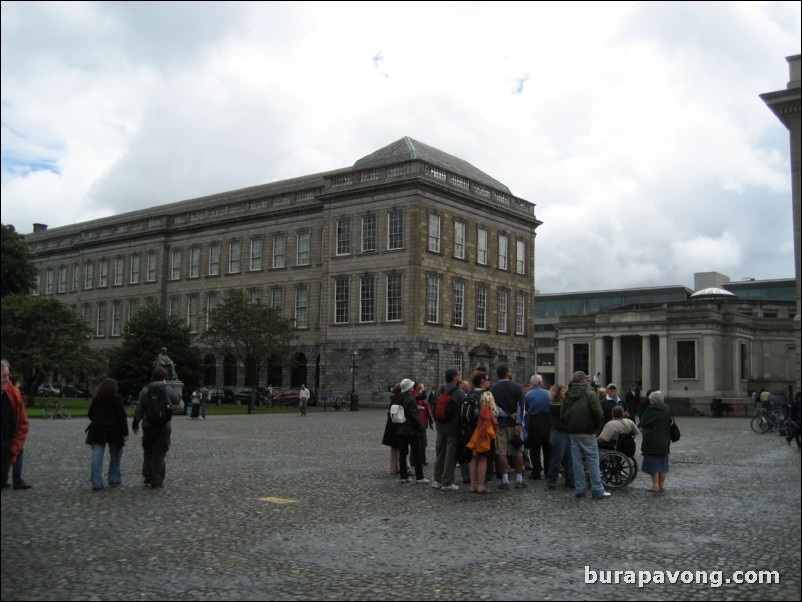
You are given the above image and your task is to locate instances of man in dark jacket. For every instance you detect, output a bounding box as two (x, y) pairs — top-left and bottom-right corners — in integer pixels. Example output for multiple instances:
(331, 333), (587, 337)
(560, 371), (611, 499)
(431, 368), (466, 491)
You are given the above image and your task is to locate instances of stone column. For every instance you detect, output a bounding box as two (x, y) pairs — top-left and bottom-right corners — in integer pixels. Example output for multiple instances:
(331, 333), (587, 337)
(612, 335), (622, 388)
(641, 335), (652, 392)
(658, 335), (669, 393)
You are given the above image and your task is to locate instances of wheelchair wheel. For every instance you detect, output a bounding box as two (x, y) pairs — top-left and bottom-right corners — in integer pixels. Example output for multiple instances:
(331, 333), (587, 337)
(600, 451), (636, 490)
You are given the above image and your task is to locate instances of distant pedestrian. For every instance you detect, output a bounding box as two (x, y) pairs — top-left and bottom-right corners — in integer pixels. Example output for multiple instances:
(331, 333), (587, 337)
(85, 378), (129, 490)
(199, 384), (209, 420)
(190, 387), (201, 419)
(299, 385), (310, 417)
(8, 374), (32, 490)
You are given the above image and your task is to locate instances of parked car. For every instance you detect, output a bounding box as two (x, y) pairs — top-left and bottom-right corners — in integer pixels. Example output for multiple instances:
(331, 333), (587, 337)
(61, 384), (91, 398)
(273, 389), (317, 408)
(37, 384), (61, 397)
(234, 387), (268, 406)
(208, 387), (236, 405)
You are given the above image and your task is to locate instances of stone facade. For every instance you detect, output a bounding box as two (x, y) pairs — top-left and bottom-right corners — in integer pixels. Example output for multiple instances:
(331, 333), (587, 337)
(25, 137), (541, 401)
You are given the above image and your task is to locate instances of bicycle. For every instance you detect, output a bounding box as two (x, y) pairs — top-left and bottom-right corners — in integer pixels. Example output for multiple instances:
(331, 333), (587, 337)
(750, 406), (779, 434)
(41, 397), (72, 419)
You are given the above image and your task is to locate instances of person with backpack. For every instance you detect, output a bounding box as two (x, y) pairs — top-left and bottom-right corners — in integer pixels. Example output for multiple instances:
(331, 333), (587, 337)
(465, 370), (498, 494)
(430, 367), (466, 492)
(132, 366), (181, 489)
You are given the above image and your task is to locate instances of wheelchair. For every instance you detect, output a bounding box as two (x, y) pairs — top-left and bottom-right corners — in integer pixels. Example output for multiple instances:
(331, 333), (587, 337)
(597, 434), (638, 490)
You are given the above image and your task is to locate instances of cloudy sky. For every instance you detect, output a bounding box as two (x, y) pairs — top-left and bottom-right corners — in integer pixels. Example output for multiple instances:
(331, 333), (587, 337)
(2, 1), (800, 293)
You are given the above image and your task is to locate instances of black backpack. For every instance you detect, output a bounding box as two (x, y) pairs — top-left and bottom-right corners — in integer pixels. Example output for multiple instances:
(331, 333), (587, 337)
(461, 390), (481, 427)
(144, 384), (171, 425)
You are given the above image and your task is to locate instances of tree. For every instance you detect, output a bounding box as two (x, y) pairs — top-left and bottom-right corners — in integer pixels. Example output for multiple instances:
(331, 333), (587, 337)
(203, 291), (296, 393)
(1, 224), (38, 298)
(0, 295), (106, 406)
(108, 304), (202, 399)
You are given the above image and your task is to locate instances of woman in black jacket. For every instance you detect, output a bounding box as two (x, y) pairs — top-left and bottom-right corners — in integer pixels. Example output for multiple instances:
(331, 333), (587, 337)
(393, 379), (426, 484)
(85, 378), (129, 490)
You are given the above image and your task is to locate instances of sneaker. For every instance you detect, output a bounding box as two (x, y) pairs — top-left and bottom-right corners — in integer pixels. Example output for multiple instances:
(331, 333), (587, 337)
(497, 482), (510, 490)
(592, 491), (612, 499)
(415, 478), (430, 485)
(440, 483), (459, 491)
(515, 481), (528, 489)
(399, 478), (411, 484)
(575, 491), (587, 498)
(430, 481), (442, 489)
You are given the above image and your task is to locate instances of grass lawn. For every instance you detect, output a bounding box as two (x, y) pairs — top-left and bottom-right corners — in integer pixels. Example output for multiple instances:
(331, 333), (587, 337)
(26, 397), (308, 419)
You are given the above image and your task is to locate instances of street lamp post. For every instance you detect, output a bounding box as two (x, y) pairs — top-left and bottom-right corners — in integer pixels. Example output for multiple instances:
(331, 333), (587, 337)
(350, 350), (359, 411)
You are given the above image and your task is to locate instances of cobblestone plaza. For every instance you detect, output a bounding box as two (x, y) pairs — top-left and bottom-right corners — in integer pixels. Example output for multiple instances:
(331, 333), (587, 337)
(1, 410), (800, 601)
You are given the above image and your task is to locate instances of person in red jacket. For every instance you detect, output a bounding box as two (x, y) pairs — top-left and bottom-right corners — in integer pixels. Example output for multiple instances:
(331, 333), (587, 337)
(1, 359), (30, 490)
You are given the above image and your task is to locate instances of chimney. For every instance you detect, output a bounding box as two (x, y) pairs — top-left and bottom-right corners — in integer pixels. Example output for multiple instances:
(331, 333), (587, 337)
(787, 54), (801, 90)
(32, 223), (48, 233)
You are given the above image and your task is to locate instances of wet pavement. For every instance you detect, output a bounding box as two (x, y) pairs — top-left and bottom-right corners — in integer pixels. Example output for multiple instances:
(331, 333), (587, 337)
(1, 410), (800, 601)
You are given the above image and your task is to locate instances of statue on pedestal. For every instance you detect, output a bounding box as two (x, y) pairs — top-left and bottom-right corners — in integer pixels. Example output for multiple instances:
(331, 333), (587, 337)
(154, 347), (178, 381)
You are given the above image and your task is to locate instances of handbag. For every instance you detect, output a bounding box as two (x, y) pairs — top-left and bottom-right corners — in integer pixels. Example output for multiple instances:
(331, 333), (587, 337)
(389, 404), (406, 424)
(670, 416), (681, 442)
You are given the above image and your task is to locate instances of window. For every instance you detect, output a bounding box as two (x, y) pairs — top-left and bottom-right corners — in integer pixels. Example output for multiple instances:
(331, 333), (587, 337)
(336, 218), (351, 255)
(677, 341), (696, 379)
(272, 234), (286, 269)
(388, 210), (403, 250)
(71, 264), (80, 291)
(96, 303), (106, 337)
(170, 250), (182, 280)
(516, 292), (526, 335)
(58, 267), (67, 293)
(428, 214), (441, 253)
(206, 293), (219, 328)
(99, 259), (109, 287)
(114, 257), (124, 285)
(146, 252), (157, 282)
(297, 231), (310, 266)
(453, 352), (463, 375)
(248, 289), (261, 305)
(387, 273), (402, 321)
(740, 343), (749, 381)
(476, 284), (487, 330)
(426, 275), (440, 323)
(362, 215), (376, 252)
(111, 301), (122, 336)
(271, 288), (284, 312)
(84, 261), (94, 289)
(573, 343), (589, 375)
(360, 275), (375, 323)
(130, 254), (140, 284)
(453, 281), (465, 327)
(189, 247), (200, 278)
(45, 269), (54, 295)
(477, 228), (488, 264)
(169, 296), (179, 318)
(335, 278), (349, 324)
(295, 286), (309, 329)
(250, 238), (262, 271)
(516, 240), (526, 274)
(128, 299), (139, 321)
(208, 243), (220, 276)
(454, 221), (466, 259)
(498, 235), (508, 270)
(83, 304), (92, 332)
(187, 295), (198, 333)
(229, 241), (241, 273)
(497, 290), (508, 332)
(538, 353), (555, 367)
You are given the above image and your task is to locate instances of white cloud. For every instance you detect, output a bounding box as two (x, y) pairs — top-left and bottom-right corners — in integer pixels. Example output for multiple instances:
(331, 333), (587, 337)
(1, 1), (799, 292)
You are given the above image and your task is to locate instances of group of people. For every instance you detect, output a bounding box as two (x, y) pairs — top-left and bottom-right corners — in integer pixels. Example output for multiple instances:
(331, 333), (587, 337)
(188, 385), (209, 419)
(382, 365), (677, 497)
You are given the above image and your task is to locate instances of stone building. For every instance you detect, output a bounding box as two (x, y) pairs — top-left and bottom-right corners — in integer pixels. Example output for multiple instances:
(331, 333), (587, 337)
(24, 137), (541, 401)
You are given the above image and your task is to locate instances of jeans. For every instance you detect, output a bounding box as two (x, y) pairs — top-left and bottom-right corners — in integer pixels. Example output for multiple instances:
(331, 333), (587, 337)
(200, 400), (207, 419)
(570, 435), (605, 496)
(12, 448), (26, 485)
(547, 429), (573, 486)
(91, 443), (123, 489)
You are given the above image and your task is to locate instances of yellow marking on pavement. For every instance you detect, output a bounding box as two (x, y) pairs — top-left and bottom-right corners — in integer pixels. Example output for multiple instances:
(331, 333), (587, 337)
(258, 496), (298, 504)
